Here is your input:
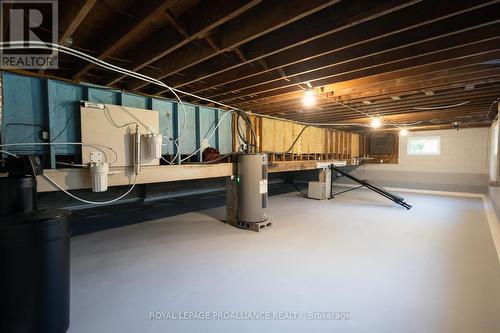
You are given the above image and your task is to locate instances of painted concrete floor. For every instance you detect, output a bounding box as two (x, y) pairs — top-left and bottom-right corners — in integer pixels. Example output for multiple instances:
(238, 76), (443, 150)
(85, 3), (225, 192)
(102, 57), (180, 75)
(70, 189), (500, 333)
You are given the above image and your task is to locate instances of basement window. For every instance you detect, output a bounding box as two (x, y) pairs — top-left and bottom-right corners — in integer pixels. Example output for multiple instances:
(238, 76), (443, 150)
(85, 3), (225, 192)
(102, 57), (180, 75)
(407, 136), (440, 156)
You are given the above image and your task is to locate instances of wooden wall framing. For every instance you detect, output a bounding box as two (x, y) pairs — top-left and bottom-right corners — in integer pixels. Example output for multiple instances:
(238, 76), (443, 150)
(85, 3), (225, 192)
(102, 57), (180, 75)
(241, 115), (364, 162)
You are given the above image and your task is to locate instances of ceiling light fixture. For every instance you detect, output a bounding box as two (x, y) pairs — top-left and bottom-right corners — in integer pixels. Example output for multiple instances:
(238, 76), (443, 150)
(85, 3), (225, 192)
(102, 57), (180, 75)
(371, 117), (382, 128)
(303, 89), (316, 107)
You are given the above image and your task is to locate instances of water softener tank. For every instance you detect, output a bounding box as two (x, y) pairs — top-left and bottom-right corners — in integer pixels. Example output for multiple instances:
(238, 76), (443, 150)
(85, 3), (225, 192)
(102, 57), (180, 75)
(0, 176), (37, 216)
(237, 153), (268, 223)
(0, 209), (71, 333)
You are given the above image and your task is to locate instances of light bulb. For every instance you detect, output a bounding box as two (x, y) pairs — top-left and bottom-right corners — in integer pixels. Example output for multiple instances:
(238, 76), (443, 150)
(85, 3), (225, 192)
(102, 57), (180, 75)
(303, 90), (316, 107)
(371, 117), (382, 128)
(399, 128), (408, 136)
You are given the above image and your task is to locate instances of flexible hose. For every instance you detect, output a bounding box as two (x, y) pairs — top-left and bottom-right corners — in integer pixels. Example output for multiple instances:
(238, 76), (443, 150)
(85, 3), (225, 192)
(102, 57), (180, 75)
(0, 142), (118, 165)
(43, 173), (138, 205)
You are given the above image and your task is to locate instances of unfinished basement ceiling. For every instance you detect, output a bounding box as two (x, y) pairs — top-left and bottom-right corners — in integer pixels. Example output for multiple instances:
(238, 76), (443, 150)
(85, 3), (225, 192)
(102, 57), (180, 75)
(19, 0), (500, 130)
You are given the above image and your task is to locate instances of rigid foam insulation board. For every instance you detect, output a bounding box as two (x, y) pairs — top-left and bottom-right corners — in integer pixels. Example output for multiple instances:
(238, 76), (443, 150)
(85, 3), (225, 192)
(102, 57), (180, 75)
(81, 104), (160, 167)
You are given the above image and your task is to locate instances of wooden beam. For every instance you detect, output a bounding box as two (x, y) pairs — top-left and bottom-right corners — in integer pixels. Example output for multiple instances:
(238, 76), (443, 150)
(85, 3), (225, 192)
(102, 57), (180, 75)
(125, 0), (341, 90)
(2, 2), (13, 40)
(151, 0), (420, 94)
(37, 160), (344, 192)
(251, 70), (500, 114)
(297, 102), (497, 123)
(200, 15), (500, 101)
(72, 0), (179, 80)
(238, 53), (500, 109)
(212, 25), (500, 103)
(58, 0), (97, 44)
(104, 0), (266, 86)
(165, 0), (497, 94)
(38, 0), (97, 74)
(223, 39), (500, 105)
(162, 10), (189, 38)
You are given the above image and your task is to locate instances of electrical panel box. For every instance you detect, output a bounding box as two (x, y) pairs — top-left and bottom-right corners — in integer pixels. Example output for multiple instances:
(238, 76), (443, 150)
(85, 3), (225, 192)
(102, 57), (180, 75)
(308, 181), (327, 200)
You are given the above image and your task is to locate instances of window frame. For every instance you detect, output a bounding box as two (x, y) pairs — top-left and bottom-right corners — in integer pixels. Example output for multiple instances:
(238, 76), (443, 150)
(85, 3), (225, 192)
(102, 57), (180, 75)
(407, 135), (441, 156)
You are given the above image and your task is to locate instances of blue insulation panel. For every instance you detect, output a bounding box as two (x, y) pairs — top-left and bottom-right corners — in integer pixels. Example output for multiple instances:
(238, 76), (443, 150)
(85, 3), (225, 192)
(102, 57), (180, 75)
(218, 110), (232, 154)
(178, 104), (197, 154)
(1, 74), (48, 153)
(87, 87), (120, 105)
(122, 93), (150, 109)
(151, 98), (175, 155)
(46, 79), (85, 165)
(200, 107), (217, 148)
(1, 71), (233, 165)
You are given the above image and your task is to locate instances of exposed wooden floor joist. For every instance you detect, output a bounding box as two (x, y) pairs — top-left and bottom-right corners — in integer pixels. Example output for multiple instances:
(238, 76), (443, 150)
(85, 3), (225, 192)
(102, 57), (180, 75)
(16, 0), (500, 130)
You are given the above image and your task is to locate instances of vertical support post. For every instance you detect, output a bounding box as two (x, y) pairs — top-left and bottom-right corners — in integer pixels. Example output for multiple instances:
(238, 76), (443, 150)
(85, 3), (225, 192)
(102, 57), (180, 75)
(46, 79), (56, 168)
(318, 167), (332, 199)
(172, 102), (180, 164)
(214, 109), (220, 152)
(83, 86), (89, 101)
(195, 106), (201, 162)
(117, 92), (123, 106)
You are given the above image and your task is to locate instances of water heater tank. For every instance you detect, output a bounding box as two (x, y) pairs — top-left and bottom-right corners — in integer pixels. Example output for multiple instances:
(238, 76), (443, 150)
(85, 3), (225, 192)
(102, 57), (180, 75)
(237, 153), (268, 223)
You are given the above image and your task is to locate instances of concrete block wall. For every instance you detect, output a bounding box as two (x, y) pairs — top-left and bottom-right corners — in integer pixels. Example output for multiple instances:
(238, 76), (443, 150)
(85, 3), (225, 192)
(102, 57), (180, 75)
(336, 128), (489, 193)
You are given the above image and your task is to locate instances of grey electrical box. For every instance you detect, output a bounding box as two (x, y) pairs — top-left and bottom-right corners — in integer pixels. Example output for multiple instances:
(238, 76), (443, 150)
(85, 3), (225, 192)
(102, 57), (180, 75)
(237, 153), (268, 223)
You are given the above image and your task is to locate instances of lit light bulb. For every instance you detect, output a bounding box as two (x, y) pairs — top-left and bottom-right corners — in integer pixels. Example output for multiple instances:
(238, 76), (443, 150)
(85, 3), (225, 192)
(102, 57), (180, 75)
(371, 117), (382, 128)
(303, 90), (316, 107)
(399, 128), (408, 136)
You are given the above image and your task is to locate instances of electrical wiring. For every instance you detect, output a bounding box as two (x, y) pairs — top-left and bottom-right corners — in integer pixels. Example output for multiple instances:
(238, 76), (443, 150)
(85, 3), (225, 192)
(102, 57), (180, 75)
(6, 123), (44, 128)
(161, 137), (180, 165)
(0, 41), (371, 130)
(488, 98), (499, 120)
(1, 41), (374, 164)
(180, 109), (235, 162)
(56, 162), (89, 168)
(0, 149), (20, 158)
(103, 105), (138, 128)
(236, 111), (258, 150)
(412, 100), (471, 110)
(43, 173), (138, 205)
(264, 125), (310, 155)
(0, 142), (119, 165)
(50, 109), (76, 143)
(0, 41), (188, 156)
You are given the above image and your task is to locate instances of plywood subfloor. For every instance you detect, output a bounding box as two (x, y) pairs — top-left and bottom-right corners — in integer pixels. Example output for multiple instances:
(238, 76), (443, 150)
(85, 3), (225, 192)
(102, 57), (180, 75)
(70, 190), (500, 333)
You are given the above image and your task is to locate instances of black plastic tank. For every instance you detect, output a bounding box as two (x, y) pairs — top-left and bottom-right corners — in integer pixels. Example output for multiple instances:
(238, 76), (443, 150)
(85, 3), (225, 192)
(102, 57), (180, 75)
(0, 176), (37, 216)
(0, 209), (71, 333)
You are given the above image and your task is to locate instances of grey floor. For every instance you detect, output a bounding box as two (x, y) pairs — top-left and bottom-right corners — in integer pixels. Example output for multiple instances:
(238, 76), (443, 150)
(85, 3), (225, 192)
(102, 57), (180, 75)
(70, 189), (500, 333)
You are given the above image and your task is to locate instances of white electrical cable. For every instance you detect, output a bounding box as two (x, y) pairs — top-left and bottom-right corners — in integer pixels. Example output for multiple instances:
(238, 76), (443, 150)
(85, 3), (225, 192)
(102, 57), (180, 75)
(161, 137), (181, 165)
(43, 173), (138, 205)
(180, 110), (235, 162)
(412, 100), (471, 110)
(0, 142), (119, 165)
(0, 42), (371, 129)
(56, 162), (89, 168)
(0, 42), (188, 154)
(0, 149), (20, 158)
